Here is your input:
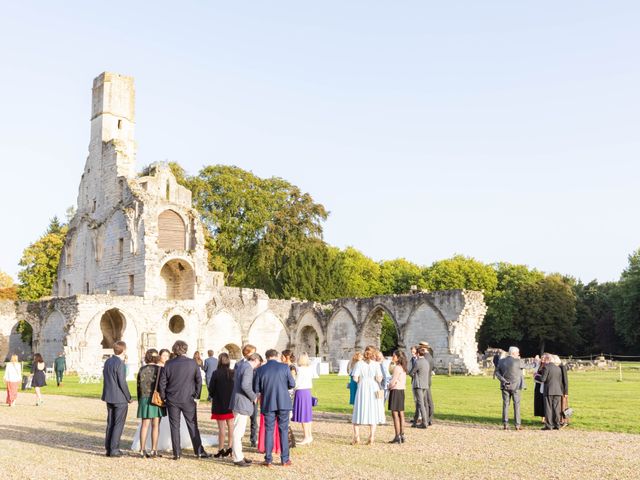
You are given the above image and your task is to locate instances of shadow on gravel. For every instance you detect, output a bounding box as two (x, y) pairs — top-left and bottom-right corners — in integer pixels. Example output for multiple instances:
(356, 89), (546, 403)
(0, 424), (107, 456)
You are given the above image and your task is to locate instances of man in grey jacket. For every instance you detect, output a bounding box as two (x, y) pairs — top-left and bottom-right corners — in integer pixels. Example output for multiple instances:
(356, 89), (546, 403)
(203, 350), (218, 400)
(229, 352), (261, 467)
(495, 346), (524, 430)
(409, 346), (434, 428)
(539, 355), (564, 430)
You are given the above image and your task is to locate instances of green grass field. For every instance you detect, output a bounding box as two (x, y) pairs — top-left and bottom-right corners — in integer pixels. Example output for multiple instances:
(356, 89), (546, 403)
(2, 366), (638, 434)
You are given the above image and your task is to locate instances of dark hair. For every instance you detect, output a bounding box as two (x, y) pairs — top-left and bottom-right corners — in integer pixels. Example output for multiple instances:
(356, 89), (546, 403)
(207, 350), (214, 357)
(145, 348), (159, 364)
(159, 348), (170, 358)
(113, 341), (127, 355)
(172, 340), (188, 356)
(417, 347), (427, 357)
(393, 350), (408, 373)
(217, 353), (232, 378)
(281, 349), (293, 361)
(247, 352), (262, 363)
(265, 349), (279, 360)
(242, 344), (256, 357)
(33, 353), (44, 363)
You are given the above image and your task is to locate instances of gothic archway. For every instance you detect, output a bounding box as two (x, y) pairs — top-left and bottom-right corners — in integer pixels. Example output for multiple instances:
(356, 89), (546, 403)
(100, 309), (125, 349)
(160, 259), (195, 300)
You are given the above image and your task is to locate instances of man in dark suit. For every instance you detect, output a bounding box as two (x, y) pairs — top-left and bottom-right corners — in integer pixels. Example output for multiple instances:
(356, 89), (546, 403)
(158, 340), (211, 460)
(54, 351), (66, 387)
(495, 346), (524, 430)
(236, 344), (259, 447)
(539, 355), (564, 430)
(203, 350), (218, 401)
(101, 341), (132, 457)
(409, 346), (433, 428)
(230, 352), (262, 467)
(253, 349), (296, 467)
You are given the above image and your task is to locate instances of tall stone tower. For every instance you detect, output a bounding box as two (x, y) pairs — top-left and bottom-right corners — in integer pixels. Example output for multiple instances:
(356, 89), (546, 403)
(55, 72), (221, 299)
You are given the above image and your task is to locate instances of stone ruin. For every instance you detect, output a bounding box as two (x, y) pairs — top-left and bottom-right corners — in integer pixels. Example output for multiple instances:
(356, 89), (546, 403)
(0, 72), (487, 375)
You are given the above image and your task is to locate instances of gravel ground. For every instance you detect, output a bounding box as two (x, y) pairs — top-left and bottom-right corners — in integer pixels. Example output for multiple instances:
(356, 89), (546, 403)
(1, 393), (638, 480)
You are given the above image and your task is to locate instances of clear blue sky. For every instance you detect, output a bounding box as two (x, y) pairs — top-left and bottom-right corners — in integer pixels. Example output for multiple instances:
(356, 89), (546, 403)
(1, 1), (638, 283)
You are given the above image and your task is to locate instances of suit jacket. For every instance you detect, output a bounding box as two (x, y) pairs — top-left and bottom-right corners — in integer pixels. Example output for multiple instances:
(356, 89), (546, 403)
(158, 355), (202, 404)
(101, 355), (131, 404)
(540, 363), (564, 396)
(203, 356), (218, 384)
(559, 364), (569, 395)
(229, 359), (256, 415)
(253, 360), (295, 412)
(409, 356), (432, 389)
(495, 356), (523, 391)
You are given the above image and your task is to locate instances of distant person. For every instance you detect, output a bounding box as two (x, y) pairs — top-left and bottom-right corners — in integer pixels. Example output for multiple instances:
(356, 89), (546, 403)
(253, 349), (296, 467)
(409, 347), (433, 428)
(101, 341), (132, 457)
(209, 353), (234, 458)
(193, 351), (205, 384)
(230, 351), (261, 467)
(31, 353), (47, 406)
(495, 346), (524, 431)
(387, 350), (408, 444)
(4, 354), (21, 406)
(203, 350), (218, 400)
(54, 351), (66, 387)
(292, 352), (314, 445)
(558, 355), (570, 427)
(135, 349), (165, 457)
(418, 341), (435, 423)
(348, 351), (363, 406)
(235, 344), (259, 447)
(158, 349), (171, 366)
(351, 345), (384, 445)
(492, 350), (501, 379)
(409, 346), (421, 426)
(158, 340), (211, 460)
(533, 354), (547, 422)
(538, 354), (564, 430)
(375, 351), (389, 422)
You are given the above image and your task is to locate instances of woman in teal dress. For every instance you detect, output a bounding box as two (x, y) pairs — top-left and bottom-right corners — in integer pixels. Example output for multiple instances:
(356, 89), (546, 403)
(349, 351), (363, 405)
(351, 346), (383, 445)
(136, 349), (166, 457)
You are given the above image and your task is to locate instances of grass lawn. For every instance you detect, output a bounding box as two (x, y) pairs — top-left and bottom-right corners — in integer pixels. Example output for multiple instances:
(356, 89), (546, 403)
(2, 365), (638, 434)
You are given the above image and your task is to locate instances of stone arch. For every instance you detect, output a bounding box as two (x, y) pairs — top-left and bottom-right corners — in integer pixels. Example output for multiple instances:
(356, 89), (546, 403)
(327, 307), (357, 369)
(404, 301), (449, 360)
(8, 320), (33, 361)
(359, 303), (399, 353)
(41, 310), (66, 364)
(158, 209), (186, 250)
(84, 307), (140, 368)
(295, 310), (325, 358)
(202, 310), (243, 358)
(247, 311), (289, 357)
(160, 258), (195, 300)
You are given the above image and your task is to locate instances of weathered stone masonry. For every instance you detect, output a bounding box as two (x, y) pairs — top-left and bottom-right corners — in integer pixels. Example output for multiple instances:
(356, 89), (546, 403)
(0, 72), (487, 374)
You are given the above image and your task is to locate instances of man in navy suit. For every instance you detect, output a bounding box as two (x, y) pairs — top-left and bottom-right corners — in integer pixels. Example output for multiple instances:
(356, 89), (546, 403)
(158, 340), (211, 460)
(253, 349), (296, 467)
(101, 341), (132, 457)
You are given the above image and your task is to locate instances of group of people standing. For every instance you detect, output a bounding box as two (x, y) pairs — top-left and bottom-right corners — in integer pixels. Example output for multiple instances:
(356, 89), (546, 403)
(101, 340), (315, 468)
(3, 351), (67, 407)
(495, 347), (569, 431)
(348, 341), (435, 445)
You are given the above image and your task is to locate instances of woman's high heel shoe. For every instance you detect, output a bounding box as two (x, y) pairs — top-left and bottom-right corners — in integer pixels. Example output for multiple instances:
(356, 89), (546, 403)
(213, 449), (225, 458)
(223, 448), (233, 458)
(400, 433), (406, 443)
(388, 436), (401, 444)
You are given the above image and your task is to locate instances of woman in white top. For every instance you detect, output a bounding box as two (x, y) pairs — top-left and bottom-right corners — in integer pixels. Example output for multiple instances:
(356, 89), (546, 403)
(4, 354), (22, 406)
(292, 352), (314, 445)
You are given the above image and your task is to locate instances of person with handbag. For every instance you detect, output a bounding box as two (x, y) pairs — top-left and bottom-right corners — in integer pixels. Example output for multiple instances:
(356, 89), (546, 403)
(292, 353), (315, 445)
(135, 349), (165, 457)
(351, 345), (384, 445)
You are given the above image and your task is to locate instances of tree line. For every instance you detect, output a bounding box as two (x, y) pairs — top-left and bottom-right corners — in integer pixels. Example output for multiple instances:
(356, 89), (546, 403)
(5, 163), (640, 357)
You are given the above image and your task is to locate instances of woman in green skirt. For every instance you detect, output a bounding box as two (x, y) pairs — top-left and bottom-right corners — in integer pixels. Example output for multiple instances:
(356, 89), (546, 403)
(136, 348), (166, 457)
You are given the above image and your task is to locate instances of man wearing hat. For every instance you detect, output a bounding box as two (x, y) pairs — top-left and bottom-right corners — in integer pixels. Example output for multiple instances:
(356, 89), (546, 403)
(409, 342), (434, 428)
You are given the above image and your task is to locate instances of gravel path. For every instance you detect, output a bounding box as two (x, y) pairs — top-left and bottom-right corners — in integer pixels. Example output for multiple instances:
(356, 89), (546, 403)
(1, 393), (638, 480)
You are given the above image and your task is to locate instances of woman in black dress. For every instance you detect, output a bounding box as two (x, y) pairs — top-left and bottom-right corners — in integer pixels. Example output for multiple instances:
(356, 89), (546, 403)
(209, 353), (234, 458)
(31, 353), (47, 406)
(533, 354), (547, 421)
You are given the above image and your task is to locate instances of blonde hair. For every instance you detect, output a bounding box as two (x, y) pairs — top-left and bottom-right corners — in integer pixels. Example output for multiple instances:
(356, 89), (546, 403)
(10, 354), (18, 363)
(363, 345), (378, 363)
(297, 352), (310, 367)
(552, 355), (562, 366)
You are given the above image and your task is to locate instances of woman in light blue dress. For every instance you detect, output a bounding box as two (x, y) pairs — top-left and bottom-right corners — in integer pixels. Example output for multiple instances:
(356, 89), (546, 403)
(351, 346), (383, 445)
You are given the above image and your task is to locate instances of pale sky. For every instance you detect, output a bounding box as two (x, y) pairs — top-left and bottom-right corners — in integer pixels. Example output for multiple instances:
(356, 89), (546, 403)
(1, 1), (638, 283)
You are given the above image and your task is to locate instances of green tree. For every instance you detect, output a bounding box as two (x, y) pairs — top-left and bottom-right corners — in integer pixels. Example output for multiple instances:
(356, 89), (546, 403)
(17, 216), (68, 300)
(379, 258), (425, 295)
(517, 274), (577, 354)
(422, 255), (497, 294)
(478, 263), (544, 350)
(333, 247), (383, 298)
(574, 280), (621, 354)
(613, 249), (640, 349)
(0, 270), (17, 300)
(380, 313), (398, 356)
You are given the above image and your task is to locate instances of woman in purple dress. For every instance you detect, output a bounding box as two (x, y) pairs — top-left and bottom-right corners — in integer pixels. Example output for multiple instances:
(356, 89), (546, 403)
(292, 352), (314, 445)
